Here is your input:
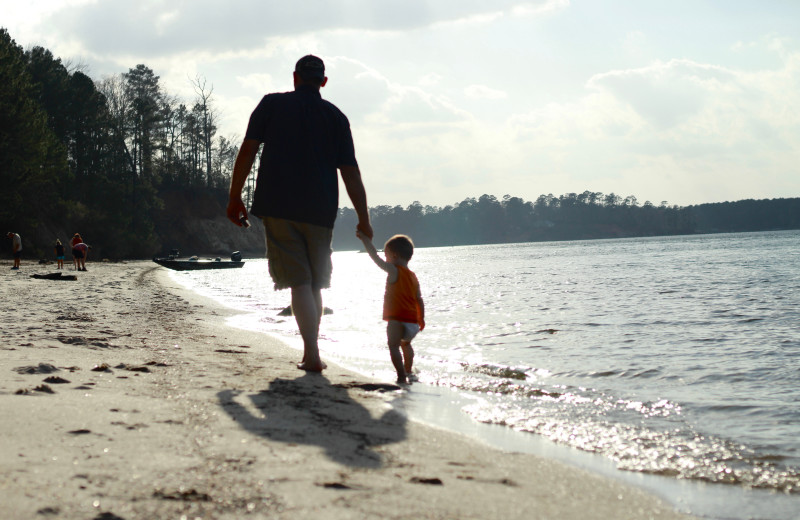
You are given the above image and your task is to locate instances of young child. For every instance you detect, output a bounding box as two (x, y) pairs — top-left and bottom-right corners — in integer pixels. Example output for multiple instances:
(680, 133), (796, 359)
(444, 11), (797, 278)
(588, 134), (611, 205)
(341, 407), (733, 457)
(54, 239), (65, 269)
(357, 231), (425, 384)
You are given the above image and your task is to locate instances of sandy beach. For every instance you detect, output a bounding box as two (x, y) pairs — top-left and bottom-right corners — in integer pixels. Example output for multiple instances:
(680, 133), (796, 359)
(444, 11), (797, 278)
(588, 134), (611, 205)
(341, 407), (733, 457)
(1, 260), (696, 520)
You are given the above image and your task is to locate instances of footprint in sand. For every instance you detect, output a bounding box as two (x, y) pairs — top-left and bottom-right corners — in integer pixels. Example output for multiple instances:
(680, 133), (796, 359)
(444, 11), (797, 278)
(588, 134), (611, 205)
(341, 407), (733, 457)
(93, 512), (126, 520)
(43, 376), (71, 384)
(56, 312), (95, 322)
(410, 477), (443, 485)
(114, 363), (151, 373)
(14, 363), (60, 374)
(14, 384), (55, 395)
(58, 336), (116, 349)
(110, 421), (149, 430)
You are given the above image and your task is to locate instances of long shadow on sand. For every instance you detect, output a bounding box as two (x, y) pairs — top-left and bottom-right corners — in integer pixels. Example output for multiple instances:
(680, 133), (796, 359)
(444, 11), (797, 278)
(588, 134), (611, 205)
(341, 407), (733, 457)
(217, 374), (407, 468)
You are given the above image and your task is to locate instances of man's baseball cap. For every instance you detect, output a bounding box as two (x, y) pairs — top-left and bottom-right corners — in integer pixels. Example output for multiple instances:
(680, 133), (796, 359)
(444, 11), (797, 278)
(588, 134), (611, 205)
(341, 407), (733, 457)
(295, 55), (325, 80)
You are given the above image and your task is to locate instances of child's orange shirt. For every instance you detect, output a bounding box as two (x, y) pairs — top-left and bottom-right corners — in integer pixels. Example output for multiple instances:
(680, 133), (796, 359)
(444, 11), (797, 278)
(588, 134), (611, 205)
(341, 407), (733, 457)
(383, 265), (421, 324)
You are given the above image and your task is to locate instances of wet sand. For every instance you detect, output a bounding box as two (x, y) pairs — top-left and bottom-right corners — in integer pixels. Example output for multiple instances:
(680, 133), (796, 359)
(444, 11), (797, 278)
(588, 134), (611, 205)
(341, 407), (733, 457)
(1, 261), (697, 519)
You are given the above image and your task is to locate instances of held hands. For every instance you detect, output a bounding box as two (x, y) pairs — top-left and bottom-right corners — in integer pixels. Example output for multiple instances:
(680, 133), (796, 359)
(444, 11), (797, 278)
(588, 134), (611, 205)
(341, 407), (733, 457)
(356, 222), (373, 240)
(356, 228), (371, 242)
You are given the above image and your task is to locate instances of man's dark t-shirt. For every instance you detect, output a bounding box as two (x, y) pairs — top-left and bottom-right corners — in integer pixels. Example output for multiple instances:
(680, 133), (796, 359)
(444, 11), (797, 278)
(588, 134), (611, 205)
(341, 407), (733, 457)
(245, 85), (357, 228)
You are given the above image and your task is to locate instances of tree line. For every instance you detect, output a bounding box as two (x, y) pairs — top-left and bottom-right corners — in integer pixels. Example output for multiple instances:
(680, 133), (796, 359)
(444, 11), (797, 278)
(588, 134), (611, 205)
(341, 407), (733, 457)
(3, 29), (798, 259)
(332, 194), (800, 251)
(1, 29), (249, 258)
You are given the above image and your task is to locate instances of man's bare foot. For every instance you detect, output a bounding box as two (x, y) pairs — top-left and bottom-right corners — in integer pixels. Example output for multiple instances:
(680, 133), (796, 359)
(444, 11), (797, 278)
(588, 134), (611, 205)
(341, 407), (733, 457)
(297, 361), (327, 372)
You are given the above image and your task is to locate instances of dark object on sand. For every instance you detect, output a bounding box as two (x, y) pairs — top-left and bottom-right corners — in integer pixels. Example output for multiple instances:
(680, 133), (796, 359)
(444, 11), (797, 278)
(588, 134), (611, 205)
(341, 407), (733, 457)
(14, 363), (60, 374)
(31, 272), (77, 281)
(278, 305), (333, 316)
(153, 249), (244, 271)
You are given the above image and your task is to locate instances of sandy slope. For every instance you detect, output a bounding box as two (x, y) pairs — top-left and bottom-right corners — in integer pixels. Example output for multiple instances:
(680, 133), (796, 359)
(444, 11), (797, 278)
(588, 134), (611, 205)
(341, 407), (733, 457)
(0, 261), (695, 519)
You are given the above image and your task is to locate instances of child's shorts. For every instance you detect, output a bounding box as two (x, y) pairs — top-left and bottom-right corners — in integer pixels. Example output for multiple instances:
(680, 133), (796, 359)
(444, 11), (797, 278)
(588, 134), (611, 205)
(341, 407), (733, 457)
(390, 321), (420, 342)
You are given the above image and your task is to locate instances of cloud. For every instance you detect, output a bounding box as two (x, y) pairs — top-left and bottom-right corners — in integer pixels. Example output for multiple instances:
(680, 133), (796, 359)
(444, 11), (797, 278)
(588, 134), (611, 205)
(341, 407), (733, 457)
(585, 54), (800, 151)
(495, 46), (800, 204)
(464, 84), (508, 100)
(37, 0), (568, 58)
(511, 0), (570, 17)
(587, 59), (740, 129)
(236, 73), (276, 94)
(325, 57), (471, 127)
(341, 40), (800, 207)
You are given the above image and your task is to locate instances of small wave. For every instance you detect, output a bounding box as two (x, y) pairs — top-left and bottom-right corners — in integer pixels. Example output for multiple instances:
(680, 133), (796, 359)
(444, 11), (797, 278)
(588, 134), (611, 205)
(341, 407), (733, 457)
(573, 368), (663, 380)
(461, 363), (528, 381)
(588, 370), (621, 378)
(696, 404), (759, 413)
(455, 379), (563, 399)
(629, 368), (661, 379)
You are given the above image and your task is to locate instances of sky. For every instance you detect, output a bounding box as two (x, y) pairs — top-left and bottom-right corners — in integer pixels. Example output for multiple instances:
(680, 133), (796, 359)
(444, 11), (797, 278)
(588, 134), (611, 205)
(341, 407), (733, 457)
(3, 0), (800, 208)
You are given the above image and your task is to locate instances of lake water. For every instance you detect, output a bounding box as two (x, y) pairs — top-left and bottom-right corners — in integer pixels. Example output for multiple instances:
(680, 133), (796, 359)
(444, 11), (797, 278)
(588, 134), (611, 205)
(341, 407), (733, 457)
(169, 230), (800, 519)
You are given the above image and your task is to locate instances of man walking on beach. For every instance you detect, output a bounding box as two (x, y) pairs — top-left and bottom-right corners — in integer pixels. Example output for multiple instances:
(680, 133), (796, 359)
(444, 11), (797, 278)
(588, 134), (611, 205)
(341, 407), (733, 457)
(7, 232), (21, 270)
(227, 55), (372, 372)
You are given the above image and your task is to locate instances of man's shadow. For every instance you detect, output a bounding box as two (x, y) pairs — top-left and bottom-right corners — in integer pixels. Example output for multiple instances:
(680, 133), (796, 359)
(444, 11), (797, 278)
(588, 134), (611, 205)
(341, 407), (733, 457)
(217, 374), (407, 468)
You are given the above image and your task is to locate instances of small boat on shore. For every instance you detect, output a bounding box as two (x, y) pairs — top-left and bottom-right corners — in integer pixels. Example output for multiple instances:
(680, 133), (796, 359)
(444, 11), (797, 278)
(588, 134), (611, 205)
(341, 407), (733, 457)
(153, 250), (244, 271)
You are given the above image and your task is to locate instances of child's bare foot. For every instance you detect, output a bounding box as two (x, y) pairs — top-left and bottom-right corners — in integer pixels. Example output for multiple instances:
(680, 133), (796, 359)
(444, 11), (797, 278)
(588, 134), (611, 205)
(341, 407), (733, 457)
(297, 361), (327, 372)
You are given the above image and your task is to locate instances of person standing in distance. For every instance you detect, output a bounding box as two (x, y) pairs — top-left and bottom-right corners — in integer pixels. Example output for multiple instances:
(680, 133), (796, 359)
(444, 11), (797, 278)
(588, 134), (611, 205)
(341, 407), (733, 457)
(7, 232), (22, 270)
(227, 55), (373, 372)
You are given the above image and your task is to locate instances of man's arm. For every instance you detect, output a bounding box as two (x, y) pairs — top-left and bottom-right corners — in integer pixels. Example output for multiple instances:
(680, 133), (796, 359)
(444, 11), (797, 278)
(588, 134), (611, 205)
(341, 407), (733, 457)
(226, 138), (261, 226)
(340, 165), (373, 239)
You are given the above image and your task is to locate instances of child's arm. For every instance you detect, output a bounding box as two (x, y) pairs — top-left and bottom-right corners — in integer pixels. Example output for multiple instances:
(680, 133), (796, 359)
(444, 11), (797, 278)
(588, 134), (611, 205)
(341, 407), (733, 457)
(357, 230), (396, 276)
(416, 287), (425, 331)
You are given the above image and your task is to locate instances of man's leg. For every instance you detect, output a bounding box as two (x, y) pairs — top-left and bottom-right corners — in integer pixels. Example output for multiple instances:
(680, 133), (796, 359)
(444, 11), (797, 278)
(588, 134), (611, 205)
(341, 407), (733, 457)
(292, 284), (326, 371)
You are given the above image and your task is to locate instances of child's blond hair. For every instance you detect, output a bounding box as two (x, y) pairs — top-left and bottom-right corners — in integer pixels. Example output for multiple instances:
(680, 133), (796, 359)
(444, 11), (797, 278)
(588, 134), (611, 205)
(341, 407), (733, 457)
(384, 234), (414, 261)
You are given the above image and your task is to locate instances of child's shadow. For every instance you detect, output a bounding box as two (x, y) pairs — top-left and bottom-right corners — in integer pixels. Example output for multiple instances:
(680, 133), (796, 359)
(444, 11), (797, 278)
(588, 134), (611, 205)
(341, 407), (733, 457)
(217, 374), (407, 468)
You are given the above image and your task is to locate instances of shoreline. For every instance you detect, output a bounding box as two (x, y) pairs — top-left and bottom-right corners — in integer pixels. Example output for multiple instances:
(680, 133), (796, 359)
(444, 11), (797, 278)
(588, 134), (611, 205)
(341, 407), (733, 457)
(2, 261), (695, 519)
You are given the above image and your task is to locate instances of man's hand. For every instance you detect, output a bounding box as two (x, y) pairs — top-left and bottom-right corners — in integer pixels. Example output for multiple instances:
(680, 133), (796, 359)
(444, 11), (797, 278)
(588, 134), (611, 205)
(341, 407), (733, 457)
(226, 196), (248, 227)
(357, 221), (373, 240)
